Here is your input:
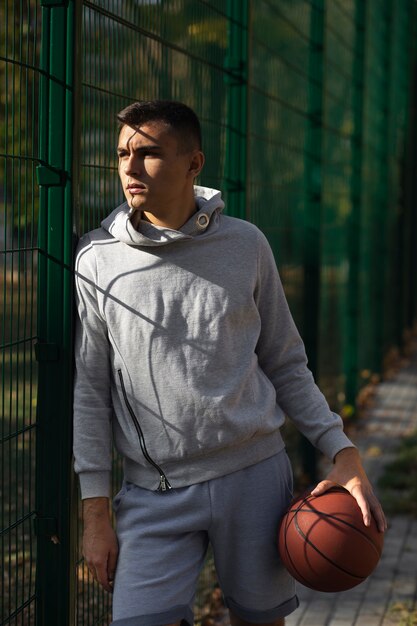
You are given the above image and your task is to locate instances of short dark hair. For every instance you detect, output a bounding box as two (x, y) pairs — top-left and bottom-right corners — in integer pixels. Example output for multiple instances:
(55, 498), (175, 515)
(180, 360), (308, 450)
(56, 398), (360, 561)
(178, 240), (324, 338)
(117, 100), (202, 153)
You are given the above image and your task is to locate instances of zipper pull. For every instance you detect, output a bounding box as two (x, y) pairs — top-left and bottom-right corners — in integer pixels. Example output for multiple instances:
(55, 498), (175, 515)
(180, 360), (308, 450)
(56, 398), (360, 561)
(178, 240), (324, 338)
(158, 475), (172, 492)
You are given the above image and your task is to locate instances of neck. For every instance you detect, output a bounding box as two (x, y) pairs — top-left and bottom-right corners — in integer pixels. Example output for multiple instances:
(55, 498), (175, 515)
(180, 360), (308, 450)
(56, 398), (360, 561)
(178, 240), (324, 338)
(140, 197), (198, 231)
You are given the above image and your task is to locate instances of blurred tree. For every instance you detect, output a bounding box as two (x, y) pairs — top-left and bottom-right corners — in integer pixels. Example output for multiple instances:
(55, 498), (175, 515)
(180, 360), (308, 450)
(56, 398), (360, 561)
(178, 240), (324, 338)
(0, 0), (41, 240)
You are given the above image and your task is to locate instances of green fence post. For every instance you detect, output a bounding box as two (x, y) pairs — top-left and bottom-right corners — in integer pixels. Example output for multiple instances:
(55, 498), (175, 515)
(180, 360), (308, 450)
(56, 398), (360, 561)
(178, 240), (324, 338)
(344, 0), (366, 409)
(399, 3), (417, 338)
(372, 1), (393, 374)
(35, 1), (75, 624)
(223, 0), (249, 219)
(301, 0), (326, 482)
(404, 59), (417, 329)
(412, 8), (417, 326)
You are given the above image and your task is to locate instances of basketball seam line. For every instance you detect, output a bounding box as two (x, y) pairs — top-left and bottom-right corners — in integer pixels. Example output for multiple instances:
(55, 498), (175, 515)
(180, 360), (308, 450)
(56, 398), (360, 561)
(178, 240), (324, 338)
(293, 511), (368, 581)
(290, 507), (381, 553)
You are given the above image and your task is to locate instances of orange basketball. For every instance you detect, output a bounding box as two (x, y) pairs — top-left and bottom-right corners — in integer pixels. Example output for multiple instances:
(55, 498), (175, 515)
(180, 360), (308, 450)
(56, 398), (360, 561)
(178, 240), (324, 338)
(278, 487), (384, 592)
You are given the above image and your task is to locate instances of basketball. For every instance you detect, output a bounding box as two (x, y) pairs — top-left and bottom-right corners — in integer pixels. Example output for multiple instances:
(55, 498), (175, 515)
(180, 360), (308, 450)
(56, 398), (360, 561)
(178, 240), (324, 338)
(278, 487), (384, 592)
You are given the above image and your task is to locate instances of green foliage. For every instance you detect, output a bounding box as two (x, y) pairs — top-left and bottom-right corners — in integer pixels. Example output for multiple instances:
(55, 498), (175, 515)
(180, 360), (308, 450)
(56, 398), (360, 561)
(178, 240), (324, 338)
(0, 0), (40, 235)
(378, 430), (417, 516)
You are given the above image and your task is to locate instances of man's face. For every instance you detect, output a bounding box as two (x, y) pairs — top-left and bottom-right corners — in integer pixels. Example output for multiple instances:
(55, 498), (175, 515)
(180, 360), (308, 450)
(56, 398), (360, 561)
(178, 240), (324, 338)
(117, 121), (197, 216)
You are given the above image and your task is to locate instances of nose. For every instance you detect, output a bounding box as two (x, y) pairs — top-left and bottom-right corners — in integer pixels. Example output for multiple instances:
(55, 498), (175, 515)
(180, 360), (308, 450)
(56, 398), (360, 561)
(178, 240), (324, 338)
(123, 154), (142, 177)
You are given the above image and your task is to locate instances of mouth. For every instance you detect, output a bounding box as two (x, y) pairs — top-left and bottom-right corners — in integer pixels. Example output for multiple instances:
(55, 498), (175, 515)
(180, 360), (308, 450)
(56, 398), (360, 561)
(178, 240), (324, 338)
(127, 183), (146, 194)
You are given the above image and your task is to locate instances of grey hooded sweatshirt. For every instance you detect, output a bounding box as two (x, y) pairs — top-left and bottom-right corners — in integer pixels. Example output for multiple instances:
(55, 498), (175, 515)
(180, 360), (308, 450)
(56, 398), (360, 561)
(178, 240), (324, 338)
(73, 186), (353, 499)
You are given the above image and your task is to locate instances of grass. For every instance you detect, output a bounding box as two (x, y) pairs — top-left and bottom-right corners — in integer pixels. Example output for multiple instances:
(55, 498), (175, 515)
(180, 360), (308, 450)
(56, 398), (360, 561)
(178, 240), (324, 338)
(378, 430), (417, 517)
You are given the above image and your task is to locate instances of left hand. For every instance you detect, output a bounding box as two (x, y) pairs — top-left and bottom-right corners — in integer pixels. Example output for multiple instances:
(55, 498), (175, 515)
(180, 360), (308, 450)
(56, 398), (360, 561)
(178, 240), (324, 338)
(311, 446), (387, 533)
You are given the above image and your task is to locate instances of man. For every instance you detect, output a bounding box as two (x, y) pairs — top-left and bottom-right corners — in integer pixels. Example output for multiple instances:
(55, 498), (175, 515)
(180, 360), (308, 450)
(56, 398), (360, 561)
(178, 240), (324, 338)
(74, 100), (386, 626)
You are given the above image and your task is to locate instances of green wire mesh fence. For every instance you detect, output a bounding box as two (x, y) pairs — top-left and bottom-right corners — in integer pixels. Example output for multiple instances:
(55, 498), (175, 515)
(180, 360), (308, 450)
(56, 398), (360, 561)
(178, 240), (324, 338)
(1, 0), (417, 624)
(1, 1), (41, 624)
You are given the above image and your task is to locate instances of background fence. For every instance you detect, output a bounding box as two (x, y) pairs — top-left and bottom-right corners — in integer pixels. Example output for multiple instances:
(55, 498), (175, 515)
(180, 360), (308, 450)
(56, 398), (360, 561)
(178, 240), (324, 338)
(2, 0), (417, 624)
(1, 1), (41, 624)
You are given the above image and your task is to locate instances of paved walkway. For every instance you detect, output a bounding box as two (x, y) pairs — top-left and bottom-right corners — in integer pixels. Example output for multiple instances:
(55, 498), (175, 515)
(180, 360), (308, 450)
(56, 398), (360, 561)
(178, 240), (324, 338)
(286, 349), (417, 626)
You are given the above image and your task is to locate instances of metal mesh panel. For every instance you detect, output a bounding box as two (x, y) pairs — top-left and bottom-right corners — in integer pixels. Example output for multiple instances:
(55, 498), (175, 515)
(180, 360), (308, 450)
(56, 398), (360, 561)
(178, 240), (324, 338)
(248, 0), (311, 331)
(248, 0), (416, 411)
(353, 0), (412, 386)
(318, 0), (356, 405)
(1, 1), (40, 624)
(358, 0), (390, 378)
(56, 0), (417, 621)
(2, 1), (417, 625)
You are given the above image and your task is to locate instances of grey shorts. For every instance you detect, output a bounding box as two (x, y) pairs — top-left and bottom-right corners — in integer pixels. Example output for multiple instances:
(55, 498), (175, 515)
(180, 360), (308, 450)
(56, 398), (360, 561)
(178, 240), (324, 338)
(111, 451), (299, 625)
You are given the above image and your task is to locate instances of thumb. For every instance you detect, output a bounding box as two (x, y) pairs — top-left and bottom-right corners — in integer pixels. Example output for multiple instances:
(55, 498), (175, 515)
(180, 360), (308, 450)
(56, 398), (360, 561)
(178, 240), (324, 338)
(310, 479), (338, 497)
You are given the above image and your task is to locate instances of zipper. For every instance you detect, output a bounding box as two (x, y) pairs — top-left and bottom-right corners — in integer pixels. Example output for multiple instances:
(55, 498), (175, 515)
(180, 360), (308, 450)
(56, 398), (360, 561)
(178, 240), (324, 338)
(117, 369), (172, 492)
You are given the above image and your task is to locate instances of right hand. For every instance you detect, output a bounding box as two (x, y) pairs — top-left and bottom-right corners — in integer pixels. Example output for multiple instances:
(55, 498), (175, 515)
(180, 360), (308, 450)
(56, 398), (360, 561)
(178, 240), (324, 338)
(82, 497), (119, 592)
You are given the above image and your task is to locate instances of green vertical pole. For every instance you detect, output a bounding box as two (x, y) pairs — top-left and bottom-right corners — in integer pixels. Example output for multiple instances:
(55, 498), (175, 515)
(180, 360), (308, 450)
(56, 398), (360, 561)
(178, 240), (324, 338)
(412, 6), (417, 327)
(301, 0), (325, 482)
(392, 1), (411, 351)
(404, 24), (417, 329)
(223, 0), (249, 219)
(405, 60), (417, 329)
(397, 0), (417, 346)
(372, 0), (393, 373)
(345, 0), (366, 409)
(35, 1), (75, 625)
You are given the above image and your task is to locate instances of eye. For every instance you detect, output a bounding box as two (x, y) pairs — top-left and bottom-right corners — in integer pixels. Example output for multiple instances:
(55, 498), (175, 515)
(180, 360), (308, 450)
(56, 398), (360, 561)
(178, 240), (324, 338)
(117, 150), (129, 159)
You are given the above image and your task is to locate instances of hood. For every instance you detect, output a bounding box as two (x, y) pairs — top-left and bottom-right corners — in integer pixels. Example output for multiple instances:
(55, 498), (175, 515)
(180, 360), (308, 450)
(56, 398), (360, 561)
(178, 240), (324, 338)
(101, 186), (224, 247)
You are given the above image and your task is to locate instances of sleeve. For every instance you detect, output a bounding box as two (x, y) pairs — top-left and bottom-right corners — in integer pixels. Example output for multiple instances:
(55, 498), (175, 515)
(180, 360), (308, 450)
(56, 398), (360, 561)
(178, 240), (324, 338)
(73, 235), (113, 499)
(254, 230), (354, 461)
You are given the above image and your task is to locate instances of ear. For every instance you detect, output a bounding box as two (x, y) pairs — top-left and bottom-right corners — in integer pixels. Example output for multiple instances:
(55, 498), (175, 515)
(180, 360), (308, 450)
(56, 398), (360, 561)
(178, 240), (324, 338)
(187, 150), (205, 179)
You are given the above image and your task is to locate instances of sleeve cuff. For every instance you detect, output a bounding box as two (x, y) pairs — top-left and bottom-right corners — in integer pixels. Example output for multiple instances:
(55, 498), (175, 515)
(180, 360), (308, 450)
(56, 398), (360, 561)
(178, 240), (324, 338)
(316, 421), (356, 462)
(78, 471), (111, 500)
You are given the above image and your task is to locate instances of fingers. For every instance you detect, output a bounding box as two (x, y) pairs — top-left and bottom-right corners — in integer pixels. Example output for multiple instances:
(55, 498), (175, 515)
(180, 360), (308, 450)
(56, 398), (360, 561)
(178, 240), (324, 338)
(372, 503), (387, 533)
(94, 559), (114, 592)
(350, 485), (372, 527)
(365, 491), (388, 533)
(108, 545), (119, 590)
(84, 540), (119, 592)
(349, 483), (388, 532)
(87, 553), (116, 592)
(82, 519), (119, 593)
(311, 480), (388, 533)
